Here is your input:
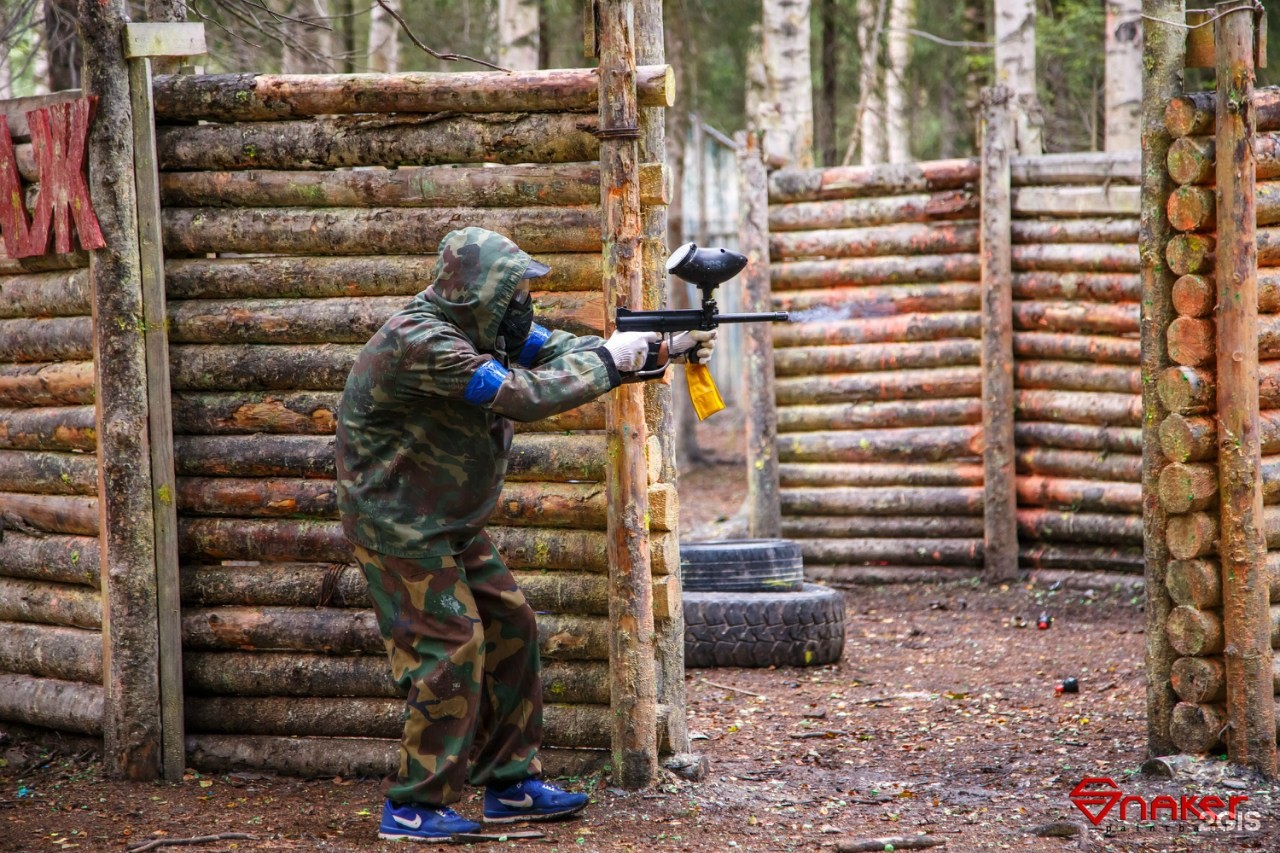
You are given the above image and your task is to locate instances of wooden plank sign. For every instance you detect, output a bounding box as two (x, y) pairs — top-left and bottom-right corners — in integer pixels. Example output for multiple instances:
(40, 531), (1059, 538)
(0, 97), (105, 258)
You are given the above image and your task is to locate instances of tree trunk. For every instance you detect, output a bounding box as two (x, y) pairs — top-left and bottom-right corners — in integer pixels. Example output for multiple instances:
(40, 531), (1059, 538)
(46, 0), (81, 92)
(278, 0), (332, 74)
(759, 0), (814, 167)
(884, 0), (914, 164)
(817, 0), (838, 166)
(994, 0), (1043, 154)
(1104, 0), (1142, 151)
(498, 0), (539, 71)
(366, 0), (399, 73)
(856, 0), (887, 165)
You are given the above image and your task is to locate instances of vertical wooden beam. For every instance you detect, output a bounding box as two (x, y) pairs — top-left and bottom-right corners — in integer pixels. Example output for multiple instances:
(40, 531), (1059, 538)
(1215, 0), (1276, 776)
(634, 0), (687, 760)
(979, 86), (1018, 581)
(739, 133), (781, 539)
(76, 0), (162, 780)
(1139, 0), (1186, 759)
(598, 0), (658, 789)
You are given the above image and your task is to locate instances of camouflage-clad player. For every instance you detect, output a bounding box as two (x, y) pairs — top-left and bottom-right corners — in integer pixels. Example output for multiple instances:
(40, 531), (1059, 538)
(336, 227), (714, 842)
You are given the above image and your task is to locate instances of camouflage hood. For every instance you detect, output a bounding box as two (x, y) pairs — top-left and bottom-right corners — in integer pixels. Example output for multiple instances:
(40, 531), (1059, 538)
(420, 227), (536, 352)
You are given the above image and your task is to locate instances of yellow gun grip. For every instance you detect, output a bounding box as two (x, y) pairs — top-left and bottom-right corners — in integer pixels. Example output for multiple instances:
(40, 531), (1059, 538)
(684, 362), (725, 421)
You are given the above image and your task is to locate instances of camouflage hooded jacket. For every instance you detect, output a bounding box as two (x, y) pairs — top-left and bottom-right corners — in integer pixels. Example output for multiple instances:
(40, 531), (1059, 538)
(336, 227), (622, 558)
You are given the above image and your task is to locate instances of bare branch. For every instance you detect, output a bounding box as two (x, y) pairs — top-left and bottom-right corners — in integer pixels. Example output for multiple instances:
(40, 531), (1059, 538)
(371, 0), (510, 73)
(238, 0), (333, 32)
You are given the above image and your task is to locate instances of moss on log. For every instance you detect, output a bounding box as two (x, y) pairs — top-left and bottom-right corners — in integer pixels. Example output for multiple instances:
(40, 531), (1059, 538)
(0, 406), (95, 451)
(0, 532), (97, 587)
(0, 450), (97, 495)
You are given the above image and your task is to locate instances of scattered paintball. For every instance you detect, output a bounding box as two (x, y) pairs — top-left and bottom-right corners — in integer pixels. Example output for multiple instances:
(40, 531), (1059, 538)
(1037, 612), (1053, 630)
(1055, 677), (1080, 695)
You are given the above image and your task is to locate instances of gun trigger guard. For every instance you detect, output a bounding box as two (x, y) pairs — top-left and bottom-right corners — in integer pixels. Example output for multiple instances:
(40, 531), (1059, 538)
(621, 340), (669, 383)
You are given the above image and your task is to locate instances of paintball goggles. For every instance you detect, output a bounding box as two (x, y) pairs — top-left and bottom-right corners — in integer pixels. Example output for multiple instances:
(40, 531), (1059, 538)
(616, 243), (790, 419)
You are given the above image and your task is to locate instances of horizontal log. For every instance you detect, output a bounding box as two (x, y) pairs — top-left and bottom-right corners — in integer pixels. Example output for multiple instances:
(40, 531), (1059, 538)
(774, 366), (980, 406)
(1166, 133), (1280, 185)
(0, 316), (91, 362)
(1014, 421), (1143, 453)
(1165, 233), (1214, 276)
(767, 190), (978, 232)
(168, 296), (407, 345)
(1170, 701), (1226, 754)
(174, 434), (336, 478)
(769, 255), (981, 289)
(163, 206), (600, 258)
(770, 312), (979, 348)
(0, 532), (97, 587)
(776, 398), (981, 432)
(0, 250), (88, 277)
(489, 527), (676, 574)
(774, 282), (980, 317)
(1014, 447), (1141, 482)
(781, 514), (984, 538)
(170, 344), (360, 391)
(1166, 316), (1213, 366)
(176, 477), (338, 518)
(777, 425), (982, 464)
(160, 163), (603, 210)
(780, 485), (984, 516)
(0, 577), (100, 629)
(0, 672), (103, 735)
(1165, 556), (1280, 609)
(1017, 544), (1143, 573)
(1010, 244), (1139, 274)
(1159, 362), (1280, 413)
(1016, 509), (1143, 545)
(492, 482), (677, 532)
(777, 462), (984, 488)
(158, 112), (601, 171)
(1164, 87), (1280, 137)
(1158, 462), (1218, 513)
(185, 651), (608, 704)
(1011, 272), (1141, 302)
(1011, 186), (1139, 217)
(0, 450), (96, 495)
(1009, 218), (1138, 244)
(0, 620), (101, 682)
(1014, 360), (1139, 394)
(166, 253), (603, 300)
(1166, 181), (1280, 231)
(0, 492), (97, 536)
(767, 158), (978, 203)
(0, 406), (95, 451)
(0, 269), (90, 318)
(506, 433), (606, 482)
(1010, 151), (1141, 185)
(773, 340), (979, 376)
(805, 565), (983, 585)
(153, 66), (674, 121)
(769, 222), (979, 260)
(182, 563), (369, 608)
(1012, 301), (1138, 335)
(795, 537), (982, 567)
(172, 392), (339, 435)
(1012, 332), (1139, 365)
(1014, 390), (1142, 427)
(0, 361), (94, 407)
(1015, 476), (1142, 513)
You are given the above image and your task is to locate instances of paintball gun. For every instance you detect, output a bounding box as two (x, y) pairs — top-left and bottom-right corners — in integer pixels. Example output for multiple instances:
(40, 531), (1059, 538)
(616, 243), (790, 420)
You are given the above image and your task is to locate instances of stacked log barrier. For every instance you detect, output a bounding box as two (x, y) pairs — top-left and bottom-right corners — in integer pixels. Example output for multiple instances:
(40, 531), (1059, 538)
(149, 67), (676, 777)
(0, 241), (104, 738)
(767, 159), (986, 580)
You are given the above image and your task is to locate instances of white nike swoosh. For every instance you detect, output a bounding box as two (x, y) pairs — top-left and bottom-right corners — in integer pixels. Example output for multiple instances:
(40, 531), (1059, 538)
(392, 813), (423, 829)
(498, 794), (534, 808)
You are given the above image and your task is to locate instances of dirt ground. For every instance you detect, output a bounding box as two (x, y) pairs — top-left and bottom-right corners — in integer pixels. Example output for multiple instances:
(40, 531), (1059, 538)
(3, 415), (1279, 852)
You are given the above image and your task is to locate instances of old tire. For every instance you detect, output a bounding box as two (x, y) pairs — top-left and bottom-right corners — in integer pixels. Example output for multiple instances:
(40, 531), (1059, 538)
(683, 583), (846, 669)
(679, 538), (804, 593)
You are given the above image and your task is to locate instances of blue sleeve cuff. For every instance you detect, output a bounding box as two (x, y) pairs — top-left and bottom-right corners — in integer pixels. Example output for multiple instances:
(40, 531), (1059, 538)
(463, 360), (509, 405)
(517, 323), (552, 368)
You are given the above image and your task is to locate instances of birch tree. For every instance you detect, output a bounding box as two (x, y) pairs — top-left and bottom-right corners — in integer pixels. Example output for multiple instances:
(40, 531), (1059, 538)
(885, 0), (914, 163)
(277, 0), (332, 73)
(498, 0), (539, 71)
(856, 0), (886, 165)
(994, 0), (1042, 154)
(367, 0), (399, 73)
(1103, 0), (1141, 151)
(759, 0), (814, 168)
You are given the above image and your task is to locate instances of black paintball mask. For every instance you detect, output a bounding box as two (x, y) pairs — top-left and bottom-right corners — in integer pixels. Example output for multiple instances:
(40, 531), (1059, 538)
(498, 257), (550, 351)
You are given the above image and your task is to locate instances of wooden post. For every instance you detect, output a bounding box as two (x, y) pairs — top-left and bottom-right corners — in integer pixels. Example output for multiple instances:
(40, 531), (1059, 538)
(634, 0), (688, 760)
(739, 133), (781, 538)
(1215, 1), (1276, 776)
(124, 20), (205, 783)
(76, 0), (161, 780)
(597, 0), (658, 789)
(979, 86), (1018, 580)
(1140, 0), (1186, 758)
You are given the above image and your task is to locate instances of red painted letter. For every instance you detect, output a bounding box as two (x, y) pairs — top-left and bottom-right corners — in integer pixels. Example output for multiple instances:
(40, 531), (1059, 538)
(25, 98), (104, 256)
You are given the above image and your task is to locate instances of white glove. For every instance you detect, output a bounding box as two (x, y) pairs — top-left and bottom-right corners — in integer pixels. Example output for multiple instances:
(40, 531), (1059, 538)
(669, 329), (717, 363)
(604, 331), (661, 372)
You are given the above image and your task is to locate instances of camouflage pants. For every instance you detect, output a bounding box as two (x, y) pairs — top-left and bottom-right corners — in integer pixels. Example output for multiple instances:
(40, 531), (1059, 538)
(354, 532), (542, 806)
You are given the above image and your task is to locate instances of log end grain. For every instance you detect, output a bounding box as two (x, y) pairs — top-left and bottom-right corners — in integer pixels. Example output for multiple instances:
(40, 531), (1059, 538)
(1166, 605), (1225, 657)
(1171, 274), (1215, 318)
(1167, 511), (1218, 561)
(1158, 413), (1214, 463)
(1166, 316), (1215, 367)
(1157, 366), (1215, 414)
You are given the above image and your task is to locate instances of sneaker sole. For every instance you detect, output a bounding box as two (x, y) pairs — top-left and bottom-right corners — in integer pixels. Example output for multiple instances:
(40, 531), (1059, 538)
(483, 803), (587, 824)
(377, 831), (467, 842)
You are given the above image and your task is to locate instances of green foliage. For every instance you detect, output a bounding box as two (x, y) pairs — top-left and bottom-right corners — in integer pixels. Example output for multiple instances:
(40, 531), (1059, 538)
(1037, 0), (1106, 153)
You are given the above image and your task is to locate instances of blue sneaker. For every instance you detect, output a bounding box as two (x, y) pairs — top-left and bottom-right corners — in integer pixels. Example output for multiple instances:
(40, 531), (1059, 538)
(483, 778), (589, 823)
(377, 800), (481, 842)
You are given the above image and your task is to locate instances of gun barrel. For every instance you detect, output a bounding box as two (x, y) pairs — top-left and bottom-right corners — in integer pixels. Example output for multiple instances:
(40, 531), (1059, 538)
(715, 312), (791, 324)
